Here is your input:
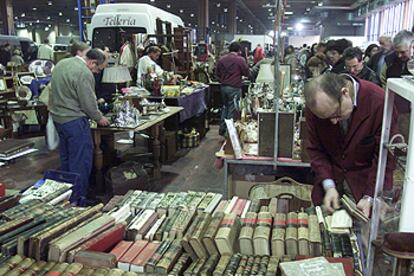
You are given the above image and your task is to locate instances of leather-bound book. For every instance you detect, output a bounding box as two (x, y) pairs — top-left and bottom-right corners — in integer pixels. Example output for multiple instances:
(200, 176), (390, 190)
(76, 268), (95, 276)
(168, 253), (191, 276)
(242, 256), (255, 276)
(147, 193), (165, 210)
(20, 260), (47, 276)
(182, 214), (204, 260)
(231, 198), (247, 216)
(271, 213), (286, 257)
(157, 193), (177, 216)
(0, 217), (47, 245)
(102, 195), (125, 212)
(37, 261), (56, 276)
(212, 255), (231, 276)
(145, 215), (166, 241)
(74, 251), (117, 269)
(253, 207), (272, 256)
(67, 223), (125, 262)
(286, 212), (298, 257)
(0, 194), (20, 213)
(0, 255), (23, 275)
(48, 262), (69, 273)
(214, 213), (240, 256)
(239, 212), (257, 255)
(62, 262), (83, 274)
(298, 212), (310, 256)
(187, 192), (207, 211)
(171, 209), (195, 240)
(118, 240), (148, 271)
(224, 196), (238, 214)
(202, 212), (224, 256)
(241, 200), (251, 219)
(145, 239), (172, 273)
(189, 213), (211, 259)
(200, 254), (220, 276)
(183, 258), (201, 276)
(106, 268), (125, 276)
(29, 204), (103, 261)
(127, 209), (157, 241)
(265, 256), (279, 276)
(48, 214), (115, 262)
(192, 258), (207, 275)
(130, 241), (160, 273)
(154, 214), (169, 241)
(162, 210), (180, 241)
(269, 198), (278, 218)
(155, 239), (183, 274)
(90, 267), (109, 275)
(109, 240), (134, 261)
(168, 192), (187, 215)
(315, 206), (332, 257)
(198, 193), (216, 214)
(212, 200), (229, 216)
(0, 216), (34, 237)
(250, 256), (262, 275)
(259, 256), (270, 274)
(308, 214), (322, 257)
(235, 255), (248, 275)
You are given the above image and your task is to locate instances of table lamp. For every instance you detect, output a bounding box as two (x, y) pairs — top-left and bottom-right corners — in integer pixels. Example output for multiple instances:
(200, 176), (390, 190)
(256, 64), (274, 83)
(102, 65), (132, 96)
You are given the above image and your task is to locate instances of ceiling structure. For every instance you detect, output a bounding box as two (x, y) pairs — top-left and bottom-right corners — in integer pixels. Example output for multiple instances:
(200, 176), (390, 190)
(10, 0), (366, 35)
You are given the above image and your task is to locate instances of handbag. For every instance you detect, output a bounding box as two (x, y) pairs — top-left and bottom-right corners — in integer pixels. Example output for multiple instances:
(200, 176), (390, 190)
(46, 116), (59, 150)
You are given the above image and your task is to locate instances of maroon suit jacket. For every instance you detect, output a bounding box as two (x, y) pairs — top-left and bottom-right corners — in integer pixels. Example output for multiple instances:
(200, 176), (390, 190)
(305, 79), (396, 205)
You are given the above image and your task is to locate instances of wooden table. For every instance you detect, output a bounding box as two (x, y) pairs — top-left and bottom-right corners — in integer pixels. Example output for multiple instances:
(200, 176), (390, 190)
(91, 106), (183, 183)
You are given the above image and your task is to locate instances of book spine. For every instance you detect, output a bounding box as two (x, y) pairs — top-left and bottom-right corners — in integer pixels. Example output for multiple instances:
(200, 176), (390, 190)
(298, 212), (310, 256)
(285, 212), (298, 258)
(145, 240), (172, 273)
(212, 255), (231, 276)
(204, 194), (223, 215)
(224, 196), (238, 214)
(155, 239), (183, 274)
(145, 215), (166, 241)
(242, 256), (255, 276)
(271, 213), (286, 257)
(235, 255), (248, 275)
(253, 211), (272, 256)
(200, 254), (220, 276)
(265, 256), (279, 276)
(240, 200), (251, 219)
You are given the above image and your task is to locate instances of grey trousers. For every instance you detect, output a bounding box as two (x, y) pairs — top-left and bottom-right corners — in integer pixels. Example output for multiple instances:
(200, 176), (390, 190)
(219, 85), (241, 136)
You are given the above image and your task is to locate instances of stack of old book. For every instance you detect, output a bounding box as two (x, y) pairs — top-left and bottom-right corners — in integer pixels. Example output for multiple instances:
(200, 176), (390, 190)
(0, 139), (34, 160)
(20, 179), (73, 204)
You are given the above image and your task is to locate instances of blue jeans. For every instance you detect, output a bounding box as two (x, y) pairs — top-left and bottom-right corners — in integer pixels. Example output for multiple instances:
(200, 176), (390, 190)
(54, 117), (93, 204)
(220, 85), (241, 136)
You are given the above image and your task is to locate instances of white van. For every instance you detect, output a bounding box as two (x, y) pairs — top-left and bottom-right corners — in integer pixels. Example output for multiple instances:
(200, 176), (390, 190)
(89, 3), (184, 50)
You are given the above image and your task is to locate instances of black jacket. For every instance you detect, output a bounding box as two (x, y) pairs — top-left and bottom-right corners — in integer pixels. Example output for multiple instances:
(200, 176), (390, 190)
(331, 57), (347, 74)
(357, 65), (381, 86)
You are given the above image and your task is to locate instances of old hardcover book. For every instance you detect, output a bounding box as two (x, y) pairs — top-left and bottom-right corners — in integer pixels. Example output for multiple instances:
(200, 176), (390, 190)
(248, 199), (261, 213)
(135, 192), (157, 212)
(224, 254), (241, 275)
(154, 215), (169, 241)
(213, 200), (229, 215)
(258, 256), (270, 274)
(36, 261), (56, 275)
(280, 256), (346, 276)
(0, 216), (34, 237)
(90, 267), (110, 275)
(315, 206), (332, 257)
(171, 209), (195, 240)
(239, 212), (257, 255)
(109, 241), (134, 261)
(48, 262), (69, 273)
(146, 193), (165, 210)
(144, 239), (172, 273)
(127, 209), (157, 240)
(168, 192), (187, 214)
(271, 213), (286, 257)
(286, 212), (298, 257)
(62, 262), (83, 274)
(168, 253), (191, 276)
(0, 255), (23, 275)
(202, 212), (224, 256)
(157, 193), (177, 216)
(77, 267), (95, 275)
(308, 214), (322, 257)
(74, 251), (117, 269)
(250, 256), (261, 275)
(0, 194), (20, 213)
(0, 139), (34, 157)
(253, 208), (272, 256)
(298, 212), (310, 256)
(241, 200), (251, 219)
(103, 195), (125, 212)
(118, 240), (148, 271)
(67, 223), (126, 262)
(48, 214), (115, 262)
(109, 204), (131, 224)
(20, 260), (47, 276)
(340, 195), (369, 223)
(183, 258), (201, 276)
(224, 196), (238, 214)
(200, 254), (220, 276)
(192, 258), (207, 275)
(198, 193), (216, 214)
(269, 198), (278, 218)
(130, 242), (160, 273)
(145, 215), (166, 241)
(215, 213), (241, 256)
(235, 255), (248, 275)
(181, 214), (203, 261)
(29, 204), (103, 261)
(187, 192), (207, 211)
(265, 256), (279, 276)
(162, 211), (180, 240)
(277, 198), (290, 214)
(7, 258), (34, 276)
(189, 213), (211, 259)
(243, 256), (255, 276)
(106, 268), (125, 276)
(155, 239), (183, 274)
(231, 198), (247, 216)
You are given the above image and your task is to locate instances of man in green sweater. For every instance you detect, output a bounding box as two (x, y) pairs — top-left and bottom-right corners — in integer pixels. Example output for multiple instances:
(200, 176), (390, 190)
(50, 48), (110, 206)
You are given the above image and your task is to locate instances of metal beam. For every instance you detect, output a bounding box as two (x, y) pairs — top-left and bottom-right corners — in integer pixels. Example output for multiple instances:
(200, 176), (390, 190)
(0, 0), (15, 35)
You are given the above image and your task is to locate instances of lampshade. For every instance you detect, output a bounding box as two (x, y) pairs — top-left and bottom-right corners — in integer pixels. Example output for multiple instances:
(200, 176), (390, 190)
(102, 66), (132, 83)
(256, 63), (274, 83)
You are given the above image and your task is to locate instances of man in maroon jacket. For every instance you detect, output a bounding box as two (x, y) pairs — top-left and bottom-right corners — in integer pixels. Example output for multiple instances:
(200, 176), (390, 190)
(216, 42), (250, 136)
(304, 73), (396, 216)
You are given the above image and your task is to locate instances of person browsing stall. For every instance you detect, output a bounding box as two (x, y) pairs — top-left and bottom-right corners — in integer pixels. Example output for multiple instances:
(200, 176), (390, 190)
(49, 49), (110, 206)
(304, 73), (396, 216)
(136, 46), (164, 86)
(343, 47), (381, 86)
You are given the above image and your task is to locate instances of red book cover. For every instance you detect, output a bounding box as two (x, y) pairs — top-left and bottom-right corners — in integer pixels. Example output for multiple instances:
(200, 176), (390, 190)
(130, 242), (160, 272)
(84, 224), (126, 252)
(119, 240), (149, 264)
(110, 240), (134, 261)
(232, 199), (247, 216)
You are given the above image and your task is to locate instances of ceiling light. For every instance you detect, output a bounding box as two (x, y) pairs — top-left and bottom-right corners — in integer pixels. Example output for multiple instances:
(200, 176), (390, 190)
(287, 26), (293, 30)
(47, 16), (51, 20)
(150, 0), (155, 2)
(32, 7), (37, 11)
(224, 8), (228, 12)
(284, 11), (293, 15)
(216, 3), (221, 7)
(36, 19), (40, 23)
(306, 8), (311, 11)
(48, 24), (52, 27)
(66, 19), (70, 22)
(14, 16), (18, 20)
(21, 13), (25, 17)
(48, 1), (52, 6)
(74, 7), (78, 11)
(268, 8), (272, 12)
(318, 2), (323, 6)
(190, 13), (194, 17)
(188, 23), (192, 26)
(195, 24), (198, 27)
(58, 12), (63, 16)
(281, 31), (287, 36)
(239, 19), (243, 22)
(295, 22), (304, 31)
(29, 23), (33, 26)
(45, 27), (49, 31)
(179, 9), (184, 13)
(235, 16), (239, 19)
(166, 4), (171, 8)
(268, 30), (275, 37)
(211, 21), (215, 25)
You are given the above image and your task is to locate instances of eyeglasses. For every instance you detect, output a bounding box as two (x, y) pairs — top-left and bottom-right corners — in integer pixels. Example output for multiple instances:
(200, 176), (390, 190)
(326, 95), (343, 121)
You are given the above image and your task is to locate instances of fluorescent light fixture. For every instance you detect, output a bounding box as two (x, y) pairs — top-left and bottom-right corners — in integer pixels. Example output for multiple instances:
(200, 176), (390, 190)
(66, 19), (70, 22)
(318, 2), (323, 6)
(166, 4), (171, 8)
(190, 13), (194, 17)
(21, 13), (25, 17)
(47, 16), (51, 20)
(179, 9), (184, 13)
(32, 7), (37, 11)
(216, 3), (221, 7)
(48, 1), (52, 5)
(58, 12), (63, 16)
(224, 8), (228, 12)
(284, 11), (293, 15)
(295, 22), (304, 31)
(287, 26), (293, 30)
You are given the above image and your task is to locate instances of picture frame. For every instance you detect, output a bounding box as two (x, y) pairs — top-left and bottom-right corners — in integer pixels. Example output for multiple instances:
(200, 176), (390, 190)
(0, 78), (6, 92)
(279, 64), (291, 95)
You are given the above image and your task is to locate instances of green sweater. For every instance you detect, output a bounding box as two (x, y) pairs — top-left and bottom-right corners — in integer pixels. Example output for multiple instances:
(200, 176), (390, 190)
(50, 57), (103, 124)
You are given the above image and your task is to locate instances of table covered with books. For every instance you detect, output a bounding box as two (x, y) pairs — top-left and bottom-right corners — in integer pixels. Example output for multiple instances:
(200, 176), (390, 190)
(0, 173), (368, 276)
